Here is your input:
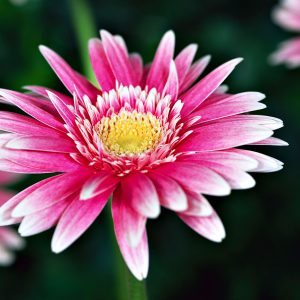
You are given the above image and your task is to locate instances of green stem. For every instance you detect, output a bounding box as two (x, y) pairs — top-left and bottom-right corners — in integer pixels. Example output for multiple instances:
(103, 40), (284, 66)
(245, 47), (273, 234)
(68, 1), (148, 299)
(68, 0), (97, 85)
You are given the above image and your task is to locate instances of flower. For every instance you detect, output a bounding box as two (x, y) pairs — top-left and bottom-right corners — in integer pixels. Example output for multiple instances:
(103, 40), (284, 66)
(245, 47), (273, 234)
(0, 172), (25, 266)
(0, 30), (286, 280)
(271, 0), (300, 67)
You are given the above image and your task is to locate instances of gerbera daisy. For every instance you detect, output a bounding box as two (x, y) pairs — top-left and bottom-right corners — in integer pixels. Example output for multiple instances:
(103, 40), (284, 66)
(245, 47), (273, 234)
(0, 172), (24, 265)
(271, 0), (300, 67)
(0, 30), (286, 279)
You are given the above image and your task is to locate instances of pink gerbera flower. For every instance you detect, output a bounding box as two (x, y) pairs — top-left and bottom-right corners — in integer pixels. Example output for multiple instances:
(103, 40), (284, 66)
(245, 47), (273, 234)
(271, 0), (300, 67)
(0, 172), (24, 265)
(0, 30), (286, 279)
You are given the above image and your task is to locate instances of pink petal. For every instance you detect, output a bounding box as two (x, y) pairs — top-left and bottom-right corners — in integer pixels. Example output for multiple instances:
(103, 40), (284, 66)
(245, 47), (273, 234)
(250, 137), (288, 146)
(80, 173), (119, 200)
(18, 199), (69, 237)
(230, 149), (284, 173)
(88, 38), (116, 91)
(155, 162), (231, 196)
(148, 173), (188, 212)
(100, 30), (134, 86)
(39, 46), (99, 99)
(180, 58), (243, 116)
(5, 135), (76, 153)
(162, 61), (179, 101)
(113, 199), (149, 280)
(194, 92), (266, 123)
(175, 44), (198, 85)
(273, 6), (300, 31)
(24, 85), (73, 105)
(199, 161), (256, 189)
(121, 173), (160, 218)
(271, 37), (300, 68)
(12, 171), (89, 217)
(0, 176), (55, 224)
(0, 227), (25, 249)
(146, 31), (175, 92)
(182, 192), (213, 217)
(0, 147), (79, 173)
(0, 111), (64, 137)
(129, 53), (143, 84)
(180, 151), (258, 171)
(179, 55), (211, 94)
(0, 159), (54, 174)
(177, 118), (273, 152)
(0, 89), (65, 131)
(179, 211), (226, 242)
(51, 189), (112, 253)
(47, 91), (76, 129)
(112, 187), (147, 247)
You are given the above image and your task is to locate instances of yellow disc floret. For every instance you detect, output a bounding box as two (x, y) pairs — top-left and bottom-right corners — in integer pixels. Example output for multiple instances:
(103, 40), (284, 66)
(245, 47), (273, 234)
(96, 110), (163, 156)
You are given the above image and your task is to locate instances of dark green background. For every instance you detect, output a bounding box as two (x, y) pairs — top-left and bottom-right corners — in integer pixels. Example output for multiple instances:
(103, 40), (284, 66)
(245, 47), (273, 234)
(0, 0), (298, 299)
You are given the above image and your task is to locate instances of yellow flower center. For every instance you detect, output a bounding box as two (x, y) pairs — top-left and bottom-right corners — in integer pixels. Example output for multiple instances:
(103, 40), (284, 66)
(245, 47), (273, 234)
(96, 110), (163, 156)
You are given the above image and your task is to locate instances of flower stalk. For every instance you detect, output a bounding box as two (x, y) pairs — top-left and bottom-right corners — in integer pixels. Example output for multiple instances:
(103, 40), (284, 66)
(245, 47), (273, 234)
(68, 1), (148, 299)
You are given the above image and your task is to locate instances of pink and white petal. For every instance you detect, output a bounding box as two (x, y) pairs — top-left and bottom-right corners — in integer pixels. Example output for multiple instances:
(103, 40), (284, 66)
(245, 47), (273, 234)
(0, 148), (79, 174)
(39, 46), (99, 99)
(180, 58), (243, 116)
(100, 30), (134, 86)
(220, 115), (283, 130)
(130, 53), (143, 84)
(146, 31), (175, 92)
(0, 111), (64, 137)
(23, 85), (73, 105)
(18, 199), (69, 237)
(148, 173), (188, 212)
(88, 38), (116, 91)
(80, 173), (119, 200)
(113, 211), (149, 280)
(194, 92), (266, 123)
(250, 137), (289, 146)
(199, 161), (256, 189)
(5, 135), (76, 153)
(12, 171), (90, 217)
(112, 187), (147, 247)
(0, 89), (65, 131)
(121, 173), (160, 218)
(175, 44), (198, 84)
(273, 6), (300, 31)
(179, 55), (211, 93)
(182, 192), (213, 217)
(0, 159), (54, 174)
(270, 38), (300, 68)
(47, 91), (76, 129)
(162, 61), (179, 101)
(177, 119), (273, 152)
(0, 227), (25, 249)
(155, 162), (231, 196)
(179, 211), (226, 242)
(230, 149), (284, 173)
(0, 176), (55, 224)
(179, 151), (258, 171)
(51, 189), (112, 253)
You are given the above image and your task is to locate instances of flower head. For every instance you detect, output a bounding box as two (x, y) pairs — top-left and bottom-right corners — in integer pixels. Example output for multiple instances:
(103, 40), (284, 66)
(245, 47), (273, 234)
(0, 30), (286, 279)
(271, 0), (300, 67)
(0, 172), (25, 265)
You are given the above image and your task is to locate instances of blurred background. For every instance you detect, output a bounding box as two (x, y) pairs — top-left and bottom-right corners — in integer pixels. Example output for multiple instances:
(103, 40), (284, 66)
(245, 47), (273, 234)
(0, 0), (298, 299)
